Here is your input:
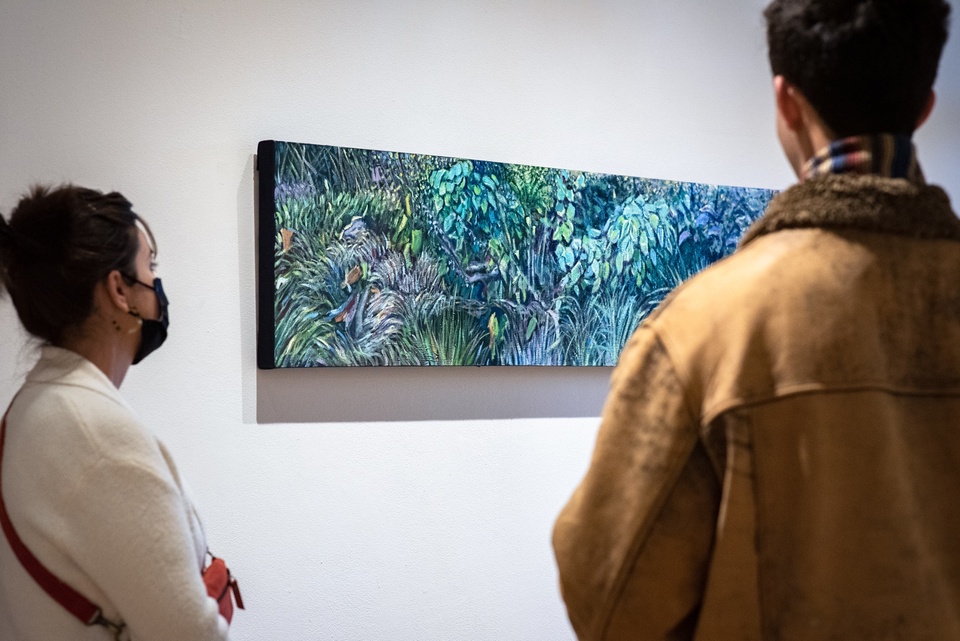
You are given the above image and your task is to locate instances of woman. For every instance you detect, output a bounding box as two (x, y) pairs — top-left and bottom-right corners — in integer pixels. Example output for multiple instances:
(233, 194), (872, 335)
(0, 185), (232, 640)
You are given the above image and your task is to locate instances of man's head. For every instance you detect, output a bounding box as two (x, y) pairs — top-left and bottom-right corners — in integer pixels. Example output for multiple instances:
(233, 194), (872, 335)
(765, 0), (951, 139)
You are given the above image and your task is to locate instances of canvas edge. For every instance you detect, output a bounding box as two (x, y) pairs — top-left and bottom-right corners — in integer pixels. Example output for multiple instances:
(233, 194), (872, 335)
(256, 140), (277, 370)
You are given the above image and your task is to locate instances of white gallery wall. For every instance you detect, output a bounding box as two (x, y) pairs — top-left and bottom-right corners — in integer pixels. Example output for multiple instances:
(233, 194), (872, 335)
(1, 1), (958, 639)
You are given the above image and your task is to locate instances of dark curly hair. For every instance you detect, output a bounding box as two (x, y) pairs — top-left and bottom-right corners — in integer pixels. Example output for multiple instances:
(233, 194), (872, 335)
(0, 185), (155, 345)
(764, 0), (951, 137)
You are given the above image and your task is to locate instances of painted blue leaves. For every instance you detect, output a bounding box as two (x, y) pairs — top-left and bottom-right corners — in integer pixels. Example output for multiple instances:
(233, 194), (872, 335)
(271, 141), (775, 366)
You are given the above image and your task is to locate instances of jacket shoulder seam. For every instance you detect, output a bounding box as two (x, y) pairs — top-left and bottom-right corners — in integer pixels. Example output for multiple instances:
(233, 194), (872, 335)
(703, 381), (960, 425)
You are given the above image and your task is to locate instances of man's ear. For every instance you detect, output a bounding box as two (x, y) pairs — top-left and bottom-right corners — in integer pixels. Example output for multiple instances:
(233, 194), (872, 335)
(103, 270), (132, 314)
(916, 90), (936, 129)
(774, 75), (804, 132)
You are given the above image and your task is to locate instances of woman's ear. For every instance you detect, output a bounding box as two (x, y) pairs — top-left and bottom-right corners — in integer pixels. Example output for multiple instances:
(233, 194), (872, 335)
(103, 270), (132, 314)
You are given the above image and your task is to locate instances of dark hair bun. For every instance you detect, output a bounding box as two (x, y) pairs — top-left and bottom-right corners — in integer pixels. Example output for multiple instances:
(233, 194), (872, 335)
(0, 216), (14, 292)
(8, 186), (80, 262)
(0, 214), (14, 251)
(2, 184), (143, 344)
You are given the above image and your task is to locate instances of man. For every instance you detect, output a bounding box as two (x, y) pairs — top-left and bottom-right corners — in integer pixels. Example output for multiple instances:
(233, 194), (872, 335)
(553, 1), (959, 639)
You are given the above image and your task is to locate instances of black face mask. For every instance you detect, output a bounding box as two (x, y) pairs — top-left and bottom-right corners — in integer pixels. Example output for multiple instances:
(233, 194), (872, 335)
(126, 277), (170, 365)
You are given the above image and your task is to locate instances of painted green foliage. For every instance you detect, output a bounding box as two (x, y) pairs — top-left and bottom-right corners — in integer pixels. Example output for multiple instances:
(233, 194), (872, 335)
(271, 142), (775, 367)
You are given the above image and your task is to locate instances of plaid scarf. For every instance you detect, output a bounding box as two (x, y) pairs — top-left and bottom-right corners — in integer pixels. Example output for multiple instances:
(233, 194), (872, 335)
(802, 134), (924, 183)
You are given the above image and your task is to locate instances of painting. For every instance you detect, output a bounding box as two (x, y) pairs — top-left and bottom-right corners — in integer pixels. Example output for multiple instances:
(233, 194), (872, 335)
(257, 140), (775, 368)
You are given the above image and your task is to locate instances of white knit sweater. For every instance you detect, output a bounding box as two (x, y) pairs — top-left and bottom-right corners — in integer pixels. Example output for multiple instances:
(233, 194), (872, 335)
(0, 346), (230, 641)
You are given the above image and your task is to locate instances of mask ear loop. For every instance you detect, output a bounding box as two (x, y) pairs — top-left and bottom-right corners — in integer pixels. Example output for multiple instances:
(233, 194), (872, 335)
(119, 270), (156, 328)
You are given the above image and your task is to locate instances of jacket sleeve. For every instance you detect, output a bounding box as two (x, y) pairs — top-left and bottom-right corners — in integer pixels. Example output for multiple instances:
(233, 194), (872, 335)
(62, 418), (231, 641)
(553, 327), (721, 641)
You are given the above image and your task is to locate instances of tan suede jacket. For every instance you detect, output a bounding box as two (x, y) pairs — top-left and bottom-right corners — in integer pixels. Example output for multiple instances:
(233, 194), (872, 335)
(554, 174), (960, 641)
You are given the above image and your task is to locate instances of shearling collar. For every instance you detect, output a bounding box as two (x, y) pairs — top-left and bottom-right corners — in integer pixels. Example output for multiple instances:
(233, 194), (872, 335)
(740, 173), (960, 247)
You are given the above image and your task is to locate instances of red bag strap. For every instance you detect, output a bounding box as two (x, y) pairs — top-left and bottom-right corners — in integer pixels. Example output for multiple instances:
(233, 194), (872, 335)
(0, 403), (114, 630)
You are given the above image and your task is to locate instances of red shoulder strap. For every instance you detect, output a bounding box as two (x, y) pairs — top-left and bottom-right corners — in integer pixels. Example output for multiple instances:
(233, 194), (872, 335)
(0, 405), (103, 626)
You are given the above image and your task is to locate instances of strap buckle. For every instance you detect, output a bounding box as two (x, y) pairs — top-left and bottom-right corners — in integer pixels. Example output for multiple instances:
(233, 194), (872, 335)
(90, 609), (125, 641)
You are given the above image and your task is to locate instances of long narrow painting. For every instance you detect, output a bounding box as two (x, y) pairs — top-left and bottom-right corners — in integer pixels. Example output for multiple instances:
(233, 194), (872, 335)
(257, 140), (775, 368)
